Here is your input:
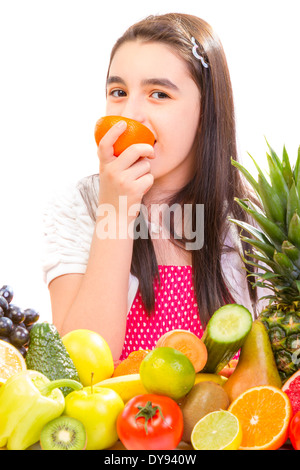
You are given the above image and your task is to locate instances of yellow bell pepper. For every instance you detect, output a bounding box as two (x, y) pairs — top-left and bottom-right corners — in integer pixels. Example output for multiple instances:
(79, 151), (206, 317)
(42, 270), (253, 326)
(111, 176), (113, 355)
(0, 370), (82, 450)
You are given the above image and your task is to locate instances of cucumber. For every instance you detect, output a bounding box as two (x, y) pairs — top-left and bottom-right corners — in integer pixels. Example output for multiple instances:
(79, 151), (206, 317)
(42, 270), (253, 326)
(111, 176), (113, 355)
(26, 322), (81, 396)
(202, 304), (253, 374)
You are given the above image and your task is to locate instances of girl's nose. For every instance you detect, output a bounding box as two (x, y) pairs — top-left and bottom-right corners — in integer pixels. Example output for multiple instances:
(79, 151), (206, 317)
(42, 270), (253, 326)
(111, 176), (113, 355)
(121, 97), (146, 124)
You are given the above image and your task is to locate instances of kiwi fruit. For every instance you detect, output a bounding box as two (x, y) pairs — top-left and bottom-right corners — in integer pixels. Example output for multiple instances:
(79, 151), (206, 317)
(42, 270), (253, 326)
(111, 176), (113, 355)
(40, 416), (87, 450)
(180, 381), (230, 443)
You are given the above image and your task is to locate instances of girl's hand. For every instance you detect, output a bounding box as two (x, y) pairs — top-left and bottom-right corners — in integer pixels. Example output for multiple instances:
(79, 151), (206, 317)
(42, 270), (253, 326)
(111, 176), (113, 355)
(97, 120), (155, 215)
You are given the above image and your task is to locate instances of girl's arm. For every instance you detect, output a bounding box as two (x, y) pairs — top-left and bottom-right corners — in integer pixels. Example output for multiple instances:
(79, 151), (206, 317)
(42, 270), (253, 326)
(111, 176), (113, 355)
(49, 217), (135, 360)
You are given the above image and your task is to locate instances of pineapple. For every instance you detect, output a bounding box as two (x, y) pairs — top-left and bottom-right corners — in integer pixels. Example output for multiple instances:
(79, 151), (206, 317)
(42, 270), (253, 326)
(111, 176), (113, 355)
(230, 142), (300, 383)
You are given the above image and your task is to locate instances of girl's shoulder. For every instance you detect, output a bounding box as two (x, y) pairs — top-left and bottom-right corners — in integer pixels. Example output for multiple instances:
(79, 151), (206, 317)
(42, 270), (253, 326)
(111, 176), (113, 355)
(42, 176), (98, 284)
(44, 174), (99, 224)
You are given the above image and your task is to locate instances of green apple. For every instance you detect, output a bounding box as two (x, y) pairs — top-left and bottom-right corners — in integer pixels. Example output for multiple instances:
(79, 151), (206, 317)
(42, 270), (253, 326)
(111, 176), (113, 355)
(64, 385), (124, 450)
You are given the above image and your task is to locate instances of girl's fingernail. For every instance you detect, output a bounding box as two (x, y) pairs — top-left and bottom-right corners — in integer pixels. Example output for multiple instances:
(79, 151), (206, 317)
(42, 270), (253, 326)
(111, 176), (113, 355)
(117, 120), (126, 128)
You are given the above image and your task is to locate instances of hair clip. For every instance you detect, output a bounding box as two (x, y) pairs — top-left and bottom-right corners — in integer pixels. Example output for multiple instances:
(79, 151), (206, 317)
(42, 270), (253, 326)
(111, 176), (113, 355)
(191, 37), (209, 68)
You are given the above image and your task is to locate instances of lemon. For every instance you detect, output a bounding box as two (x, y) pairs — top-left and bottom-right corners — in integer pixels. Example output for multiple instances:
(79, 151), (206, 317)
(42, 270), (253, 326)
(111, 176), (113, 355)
(0, 377), (6, 387)
(139, 347), (195, 401)
(0, 437), (7, 448)
(191, 410), (242, 450)
(95, 373), (147, 403)
(62, 329), (114, 386)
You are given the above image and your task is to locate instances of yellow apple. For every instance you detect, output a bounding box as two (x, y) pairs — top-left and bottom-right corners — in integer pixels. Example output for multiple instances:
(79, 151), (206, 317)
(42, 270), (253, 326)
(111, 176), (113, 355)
(62, 329), (114, 386)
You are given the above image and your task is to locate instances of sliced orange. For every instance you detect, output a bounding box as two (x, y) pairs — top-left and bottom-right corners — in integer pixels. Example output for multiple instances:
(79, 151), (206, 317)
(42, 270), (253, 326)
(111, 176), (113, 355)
(228, 385), (292, 450)
(113, 349), (150, 377)
(0, 340), (27, 381)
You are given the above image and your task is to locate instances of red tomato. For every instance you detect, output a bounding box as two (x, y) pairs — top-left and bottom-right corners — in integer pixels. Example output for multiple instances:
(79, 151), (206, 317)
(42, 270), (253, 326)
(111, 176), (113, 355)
(117, 394), (183, 450)
(289, 410), (300, 450)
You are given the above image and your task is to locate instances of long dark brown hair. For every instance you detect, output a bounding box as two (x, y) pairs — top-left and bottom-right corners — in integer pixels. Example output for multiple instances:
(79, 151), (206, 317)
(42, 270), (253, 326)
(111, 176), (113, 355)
(79, 13), (257, 327)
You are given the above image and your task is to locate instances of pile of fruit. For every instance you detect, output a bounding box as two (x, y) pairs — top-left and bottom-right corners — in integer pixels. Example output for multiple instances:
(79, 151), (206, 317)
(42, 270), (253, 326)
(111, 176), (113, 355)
(0, 301), (299, 451)
(1, 141), (300, 451)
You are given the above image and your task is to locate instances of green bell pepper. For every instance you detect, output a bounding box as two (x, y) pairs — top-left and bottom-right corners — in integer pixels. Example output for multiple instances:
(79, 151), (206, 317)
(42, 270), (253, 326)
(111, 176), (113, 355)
(0, 370), (83, 450)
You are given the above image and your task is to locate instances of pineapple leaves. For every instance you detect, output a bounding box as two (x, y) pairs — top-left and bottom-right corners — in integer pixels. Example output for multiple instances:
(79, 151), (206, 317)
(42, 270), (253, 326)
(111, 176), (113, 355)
(228, 217), (274, 245)
(248, 271), (280, 294)
(230, 143), (300, 302)
(240, 236), (275, 259)
(282, 240), (300, 269)
(265, 138), (282, 171)
(240, 251), (274, 273)
(256, 272), (281, 281)
(282, 145), (294, 189)
(232, 149), (289, 231)
(245, 250), (277, 270)
(266, 152), (289, 209)
(230, 157), (260, 194)
(273, 252), (299, 280)
(288, 213), (300, 249)
(257, 173), (285, 228)
(293, 145), (300, 187)
(287, 181), (300, 229)
(234, 198), (286, 251)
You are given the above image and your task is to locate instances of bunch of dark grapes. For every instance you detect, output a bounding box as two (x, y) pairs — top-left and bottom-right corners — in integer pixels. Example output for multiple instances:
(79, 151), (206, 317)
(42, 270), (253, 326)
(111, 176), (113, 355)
(0, 284), (40, 357)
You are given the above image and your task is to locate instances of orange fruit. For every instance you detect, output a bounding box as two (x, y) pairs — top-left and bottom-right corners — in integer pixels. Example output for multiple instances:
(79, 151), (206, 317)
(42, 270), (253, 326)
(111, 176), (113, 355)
(228, 385), (292, 450)
(112, 349), (150, 377)
(94, 116), (155, 156)
(0, 340), (27, 381)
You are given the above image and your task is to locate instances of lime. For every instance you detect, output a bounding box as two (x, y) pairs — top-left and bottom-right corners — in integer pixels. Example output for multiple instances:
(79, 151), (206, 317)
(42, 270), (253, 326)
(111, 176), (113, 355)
(139, 347), (195, 400)
(191, 410), (242, 450)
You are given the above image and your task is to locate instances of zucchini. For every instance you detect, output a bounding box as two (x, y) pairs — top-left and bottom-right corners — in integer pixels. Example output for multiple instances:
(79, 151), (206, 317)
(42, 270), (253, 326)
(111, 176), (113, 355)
(25, 322), (81, 396)
(202, 304), (253, 374)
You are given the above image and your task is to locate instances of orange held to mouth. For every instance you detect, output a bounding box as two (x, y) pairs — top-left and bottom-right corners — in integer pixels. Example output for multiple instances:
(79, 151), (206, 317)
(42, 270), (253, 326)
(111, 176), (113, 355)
(94, 116), (155, 156)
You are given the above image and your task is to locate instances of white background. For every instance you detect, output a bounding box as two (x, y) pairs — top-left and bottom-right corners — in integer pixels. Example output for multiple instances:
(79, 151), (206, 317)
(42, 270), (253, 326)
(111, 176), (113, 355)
(0, 0), (299, 323)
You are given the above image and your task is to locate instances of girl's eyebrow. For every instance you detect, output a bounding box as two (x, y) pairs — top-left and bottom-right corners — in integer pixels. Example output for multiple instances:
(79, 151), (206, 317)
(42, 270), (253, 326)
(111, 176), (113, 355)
(141, 78), (179, 91)
(106, 75), (179, 91)
(106, 75), (126, 87)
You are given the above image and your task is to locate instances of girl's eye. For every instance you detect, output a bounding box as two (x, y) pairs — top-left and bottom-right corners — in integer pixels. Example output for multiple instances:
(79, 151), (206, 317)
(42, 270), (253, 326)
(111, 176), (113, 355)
(151, 91), (170, 99)
(109, 89), (127, 97)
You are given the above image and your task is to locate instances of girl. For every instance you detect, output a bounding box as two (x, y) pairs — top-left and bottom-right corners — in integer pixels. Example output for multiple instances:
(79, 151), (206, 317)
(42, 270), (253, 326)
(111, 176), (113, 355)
(43, 13), (264, 360)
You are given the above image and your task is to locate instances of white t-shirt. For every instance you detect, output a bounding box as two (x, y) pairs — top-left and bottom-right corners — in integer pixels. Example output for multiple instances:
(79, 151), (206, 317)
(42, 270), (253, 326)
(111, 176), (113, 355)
(42, 176), (268, 317)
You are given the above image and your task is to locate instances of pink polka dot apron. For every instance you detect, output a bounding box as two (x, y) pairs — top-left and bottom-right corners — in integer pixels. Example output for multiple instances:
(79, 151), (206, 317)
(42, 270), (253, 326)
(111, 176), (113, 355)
(120, 265), (204, 360)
